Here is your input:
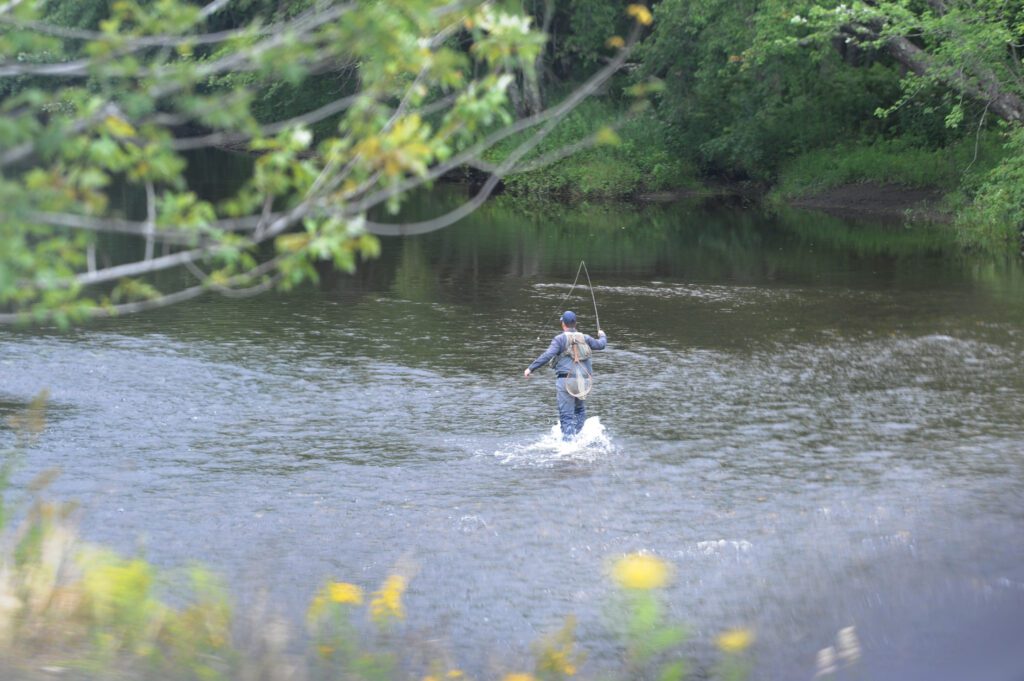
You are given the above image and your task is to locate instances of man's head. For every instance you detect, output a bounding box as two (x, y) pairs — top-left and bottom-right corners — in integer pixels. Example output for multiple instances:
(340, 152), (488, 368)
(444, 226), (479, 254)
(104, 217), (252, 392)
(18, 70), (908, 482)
(560, 310), (577, 330)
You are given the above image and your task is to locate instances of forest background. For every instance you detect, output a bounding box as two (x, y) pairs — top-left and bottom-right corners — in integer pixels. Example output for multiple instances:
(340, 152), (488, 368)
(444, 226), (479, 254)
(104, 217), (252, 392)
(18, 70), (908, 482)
(489, 0), (1024, 255)
(4, 0), (1024, 327)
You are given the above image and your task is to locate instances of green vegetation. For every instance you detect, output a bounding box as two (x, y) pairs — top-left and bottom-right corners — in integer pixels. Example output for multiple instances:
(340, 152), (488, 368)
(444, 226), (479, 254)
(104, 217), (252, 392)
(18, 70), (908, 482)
(497, 0), (1024, 251)
(493, 99), (697, 198)
(2, 0), (1023, 330)
(957, 127), (1024, 249)
(493, 105), (685, 198)
(772, 134), (1006, 200)
(0, 0), (650, 325)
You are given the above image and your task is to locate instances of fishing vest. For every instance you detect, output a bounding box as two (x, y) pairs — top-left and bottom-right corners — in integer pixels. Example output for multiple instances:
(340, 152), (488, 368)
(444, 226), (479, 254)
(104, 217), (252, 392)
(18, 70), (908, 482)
(559, 331), (592, 364)
(553, 331), (594, 399)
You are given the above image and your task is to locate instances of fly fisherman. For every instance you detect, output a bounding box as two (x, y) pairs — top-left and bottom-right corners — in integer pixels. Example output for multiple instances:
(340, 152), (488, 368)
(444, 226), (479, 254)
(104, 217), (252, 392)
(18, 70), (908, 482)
(524, 311), (608, 440)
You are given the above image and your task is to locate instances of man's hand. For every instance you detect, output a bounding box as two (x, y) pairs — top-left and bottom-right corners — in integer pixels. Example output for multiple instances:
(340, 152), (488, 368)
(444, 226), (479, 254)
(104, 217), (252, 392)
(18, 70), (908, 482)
(598, 329), (606, 338)
(524, 368), (532, 378)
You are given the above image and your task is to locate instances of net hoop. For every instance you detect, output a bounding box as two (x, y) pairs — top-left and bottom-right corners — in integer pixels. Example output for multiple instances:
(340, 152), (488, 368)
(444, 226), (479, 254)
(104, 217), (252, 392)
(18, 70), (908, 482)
(565, 365), (593, 399)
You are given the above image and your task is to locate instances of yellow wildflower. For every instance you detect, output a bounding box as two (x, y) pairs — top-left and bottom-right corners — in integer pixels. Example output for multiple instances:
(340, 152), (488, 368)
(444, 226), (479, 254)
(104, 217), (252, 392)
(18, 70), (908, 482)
(317, 644), (335, 657)
(627, 4), (654, 26)
(502, 674), (536, 681)
(446, 672), (464, 679)
(370, 574), (406, 622)
(327, 581), (363, 605)
(717, 628), (754, 653)
(605, 35), (626, 49)
(537, 616), (582, 677)
(611, 553), (670, 590)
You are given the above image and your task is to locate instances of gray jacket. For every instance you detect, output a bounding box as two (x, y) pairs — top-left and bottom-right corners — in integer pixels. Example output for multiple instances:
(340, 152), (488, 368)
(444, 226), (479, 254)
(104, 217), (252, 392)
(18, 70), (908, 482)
(528, 331), (607, 375)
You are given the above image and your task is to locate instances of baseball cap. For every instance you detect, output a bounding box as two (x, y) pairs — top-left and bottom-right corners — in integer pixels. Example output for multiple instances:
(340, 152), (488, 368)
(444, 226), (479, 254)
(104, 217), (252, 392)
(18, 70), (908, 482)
(561, 310), (577, 326)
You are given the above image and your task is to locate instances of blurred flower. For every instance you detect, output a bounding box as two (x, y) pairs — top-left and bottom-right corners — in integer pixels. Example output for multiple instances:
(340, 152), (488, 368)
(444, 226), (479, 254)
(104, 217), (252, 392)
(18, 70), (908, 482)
(327, 581), (363, 605)
(537, 615), (582, 677)
(612, 553), (669, 590)
(370, 574), (406, 622)
(716, 628), (754, 653)
(606, 35), (625, 49)
(836, 626), (861, 664)
(814, 645), (837, 678)
(627, 4), (654, 26)
(502, 674), (536, 681)
(446, 671), (464, 679)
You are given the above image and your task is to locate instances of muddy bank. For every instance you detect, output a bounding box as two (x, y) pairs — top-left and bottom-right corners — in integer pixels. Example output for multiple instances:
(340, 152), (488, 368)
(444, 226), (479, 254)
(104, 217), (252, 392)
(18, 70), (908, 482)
(787, 182), (950, 222)
(635, 181), (951, 223)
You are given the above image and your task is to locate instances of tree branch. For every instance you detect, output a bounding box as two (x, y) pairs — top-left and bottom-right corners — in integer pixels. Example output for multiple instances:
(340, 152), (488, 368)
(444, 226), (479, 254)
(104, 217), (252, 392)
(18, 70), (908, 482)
(0, 2), (355, 80)
(341, 29), (638, 217)
(170, 92), (361, 151)
(362, 110), (562, 237)
(882, 34), (1024, 122)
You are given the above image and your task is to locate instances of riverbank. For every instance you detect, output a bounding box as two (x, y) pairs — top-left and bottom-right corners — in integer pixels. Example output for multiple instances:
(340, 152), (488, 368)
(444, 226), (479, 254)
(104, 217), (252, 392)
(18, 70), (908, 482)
(495, 120), (1009, 235)
(498, 177), (953, 224)
(786, 182), (950, 222)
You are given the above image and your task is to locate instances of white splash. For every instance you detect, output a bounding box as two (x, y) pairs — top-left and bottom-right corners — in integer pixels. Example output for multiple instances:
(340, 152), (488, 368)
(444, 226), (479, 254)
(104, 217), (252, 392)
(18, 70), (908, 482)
(493, 416), (614, 466)
(692, 539), (754, 556)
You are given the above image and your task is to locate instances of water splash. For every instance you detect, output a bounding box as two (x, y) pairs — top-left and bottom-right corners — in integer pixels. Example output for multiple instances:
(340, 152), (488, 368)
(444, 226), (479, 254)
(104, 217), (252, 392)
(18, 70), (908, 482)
(493, 416), (614, 466)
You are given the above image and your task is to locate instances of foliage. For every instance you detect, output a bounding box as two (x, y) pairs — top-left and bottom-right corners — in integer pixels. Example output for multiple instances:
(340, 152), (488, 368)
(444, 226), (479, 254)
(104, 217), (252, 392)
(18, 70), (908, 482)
(638, 0), (906, 180)
(609, 553), (689, 681)
(546, 0), (633, 73)
(772, 134), (1005, 200)
(492, 99), (696, 198)
(0, 0), (648, 326)
(957, 126), (1024, 249)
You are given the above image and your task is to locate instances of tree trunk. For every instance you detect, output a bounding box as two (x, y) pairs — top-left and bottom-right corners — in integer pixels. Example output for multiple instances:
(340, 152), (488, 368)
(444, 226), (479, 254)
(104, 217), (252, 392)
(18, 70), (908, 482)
(883, 34), (1024, 123)
(521, 0), (554, 117)
(847, 0), (1024, 123)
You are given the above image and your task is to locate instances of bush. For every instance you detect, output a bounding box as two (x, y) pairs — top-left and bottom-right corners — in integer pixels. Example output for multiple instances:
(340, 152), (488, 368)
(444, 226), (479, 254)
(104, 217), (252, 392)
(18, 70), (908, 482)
(490, 99), (697, 199)
(772, 134), (1006, 201)
(956, 127), (1024, 251)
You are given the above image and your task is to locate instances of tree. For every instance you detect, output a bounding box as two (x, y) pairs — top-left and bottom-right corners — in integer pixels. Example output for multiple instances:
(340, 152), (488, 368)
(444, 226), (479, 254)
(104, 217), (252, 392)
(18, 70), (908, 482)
(760, 0), (1024, 244)
(0, 0), (651, 326)
(640, 0), (904, 179)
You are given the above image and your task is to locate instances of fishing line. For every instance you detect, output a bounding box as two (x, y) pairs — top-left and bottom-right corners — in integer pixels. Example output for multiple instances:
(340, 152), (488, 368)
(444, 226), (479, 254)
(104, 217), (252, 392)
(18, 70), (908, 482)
(535, 260), (602, 339)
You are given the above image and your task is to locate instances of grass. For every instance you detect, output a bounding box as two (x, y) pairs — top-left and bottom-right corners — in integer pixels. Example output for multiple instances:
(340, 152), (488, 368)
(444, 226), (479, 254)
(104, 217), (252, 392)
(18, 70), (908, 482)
(771, 134), (1006, 201)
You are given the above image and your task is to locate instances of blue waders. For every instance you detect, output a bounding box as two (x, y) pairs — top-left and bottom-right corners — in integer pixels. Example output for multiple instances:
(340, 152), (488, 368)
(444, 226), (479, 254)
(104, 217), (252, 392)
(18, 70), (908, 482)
(556, 375), (586, 440)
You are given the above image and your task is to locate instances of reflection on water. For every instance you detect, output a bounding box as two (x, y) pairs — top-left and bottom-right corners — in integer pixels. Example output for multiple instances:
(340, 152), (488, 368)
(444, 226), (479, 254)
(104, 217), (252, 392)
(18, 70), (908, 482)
(2, 189), (1024, 679)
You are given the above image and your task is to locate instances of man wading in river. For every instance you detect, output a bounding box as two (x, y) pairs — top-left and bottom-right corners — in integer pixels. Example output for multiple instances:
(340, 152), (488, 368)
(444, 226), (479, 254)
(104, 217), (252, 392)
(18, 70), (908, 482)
(524, 311), (607, 440)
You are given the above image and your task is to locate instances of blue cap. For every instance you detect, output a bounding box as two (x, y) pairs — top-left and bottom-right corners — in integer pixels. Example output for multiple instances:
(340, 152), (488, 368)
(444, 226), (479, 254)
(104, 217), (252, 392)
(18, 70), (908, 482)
(560, 310), (577, 326)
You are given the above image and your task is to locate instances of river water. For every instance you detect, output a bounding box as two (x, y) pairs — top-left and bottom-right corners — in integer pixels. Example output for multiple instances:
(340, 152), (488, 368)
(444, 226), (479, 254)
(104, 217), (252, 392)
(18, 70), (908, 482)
(2, 189), (1024, 680)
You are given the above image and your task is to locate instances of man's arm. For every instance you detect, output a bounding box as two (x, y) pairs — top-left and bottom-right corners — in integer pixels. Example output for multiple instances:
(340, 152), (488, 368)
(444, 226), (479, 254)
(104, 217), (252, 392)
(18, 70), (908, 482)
(524, 335), (563, 377)
(587, 330), (608, 351)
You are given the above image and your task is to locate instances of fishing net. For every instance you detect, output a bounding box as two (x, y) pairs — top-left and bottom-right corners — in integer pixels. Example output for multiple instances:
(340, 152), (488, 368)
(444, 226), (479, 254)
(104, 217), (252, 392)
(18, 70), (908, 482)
(564, 364), (592, 399)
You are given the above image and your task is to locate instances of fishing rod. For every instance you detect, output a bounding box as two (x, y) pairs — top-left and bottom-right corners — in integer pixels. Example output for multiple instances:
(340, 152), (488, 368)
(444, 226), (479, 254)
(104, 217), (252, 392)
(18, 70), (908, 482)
(580, 260), (601, 333)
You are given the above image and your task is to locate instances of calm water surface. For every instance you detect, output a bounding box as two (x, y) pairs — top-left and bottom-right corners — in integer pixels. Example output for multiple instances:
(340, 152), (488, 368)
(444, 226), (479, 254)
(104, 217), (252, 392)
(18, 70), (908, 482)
(2, 191), (1024, 679)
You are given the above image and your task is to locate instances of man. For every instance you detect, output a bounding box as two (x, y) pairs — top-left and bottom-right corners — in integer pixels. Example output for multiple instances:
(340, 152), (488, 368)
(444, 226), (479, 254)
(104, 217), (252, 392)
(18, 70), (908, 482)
(524, 310), (608, 440)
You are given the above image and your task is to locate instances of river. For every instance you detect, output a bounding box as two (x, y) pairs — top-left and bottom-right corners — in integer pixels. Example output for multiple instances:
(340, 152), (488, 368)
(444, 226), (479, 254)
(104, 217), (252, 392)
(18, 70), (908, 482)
(2, 188), (1023, 680)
